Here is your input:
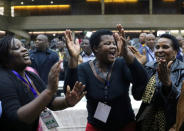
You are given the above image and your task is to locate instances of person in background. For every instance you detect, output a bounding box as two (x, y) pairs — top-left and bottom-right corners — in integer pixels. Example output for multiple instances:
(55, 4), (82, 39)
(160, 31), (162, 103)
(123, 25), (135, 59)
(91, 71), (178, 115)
(131, 33), (147, 50)
(80, 38), (95, 63)
(29, 34), (59, 85)
(0, 35), (86, 131)
(64, 24), (148, 131)
(139, 34), (156, 64)
(55, 40), (66, 80)
(176, 35), (184, 62)
(136, 34), (184, 131)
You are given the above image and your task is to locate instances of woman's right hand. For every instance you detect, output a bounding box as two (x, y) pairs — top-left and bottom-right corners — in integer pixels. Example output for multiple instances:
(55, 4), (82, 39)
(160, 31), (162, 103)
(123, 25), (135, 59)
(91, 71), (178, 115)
(47, 61), (62, 94)
(157, 59), (172, 87)
(64, 29), (81, 59)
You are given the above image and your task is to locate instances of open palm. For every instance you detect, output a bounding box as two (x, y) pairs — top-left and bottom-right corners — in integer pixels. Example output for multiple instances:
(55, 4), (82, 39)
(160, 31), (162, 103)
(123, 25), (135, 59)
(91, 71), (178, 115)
(65, 81), (86, 107)
(64, 29), (81, 58)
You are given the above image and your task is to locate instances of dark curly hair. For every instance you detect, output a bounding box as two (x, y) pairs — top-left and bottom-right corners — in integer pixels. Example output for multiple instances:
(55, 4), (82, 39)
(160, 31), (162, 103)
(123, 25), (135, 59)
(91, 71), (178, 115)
(160, 33), (179, 52)
(89, 29), (113, 53)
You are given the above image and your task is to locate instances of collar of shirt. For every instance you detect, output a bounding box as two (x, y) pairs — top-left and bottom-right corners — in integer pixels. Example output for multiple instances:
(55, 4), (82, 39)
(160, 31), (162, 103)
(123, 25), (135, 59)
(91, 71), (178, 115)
(145, 46), (154, 53)
(81, 51), (95, 57)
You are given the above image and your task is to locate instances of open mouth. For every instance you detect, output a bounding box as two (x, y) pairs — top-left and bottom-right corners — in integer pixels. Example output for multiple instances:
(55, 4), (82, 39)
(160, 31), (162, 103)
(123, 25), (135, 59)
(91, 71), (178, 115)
(108, 50), (116, 58)
(156, 55), (166, 61)
(23, 53), (30, 60)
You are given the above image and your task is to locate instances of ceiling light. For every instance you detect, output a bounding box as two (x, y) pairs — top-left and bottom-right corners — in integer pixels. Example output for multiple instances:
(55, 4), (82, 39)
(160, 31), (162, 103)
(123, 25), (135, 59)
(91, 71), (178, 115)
(21, 2), (24, 5)
(86, 0), (138, 3)
(162, 0), (176, 2)
(13, 5), (71, 10)
(50, 1), (54, 4)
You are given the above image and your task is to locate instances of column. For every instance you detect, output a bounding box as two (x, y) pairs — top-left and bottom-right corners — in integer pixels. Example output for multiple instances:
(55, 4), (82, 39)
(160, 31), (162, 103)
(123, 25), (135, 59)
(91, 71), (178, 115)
(149, 0), (152, 15)
(101, 0), (105, 15)
(3, 0), (11, 16)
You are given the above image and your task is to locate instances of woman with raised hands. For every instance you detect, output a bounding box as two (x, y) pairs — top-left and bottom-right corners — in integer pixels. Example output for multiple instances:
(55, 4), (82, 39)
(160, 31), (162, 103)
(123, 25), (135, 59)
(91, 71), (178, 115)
(64, 25), (148, 131)
(0, 35), (86, 131)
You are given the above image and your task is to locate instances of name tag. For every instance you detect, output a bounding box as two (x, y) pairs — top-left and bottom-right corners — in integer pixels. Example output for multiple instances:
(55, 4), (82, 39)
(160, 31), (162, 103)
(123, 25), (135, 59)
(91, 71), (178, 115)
(40, 108), (59, 129)
(94, 102), (111, 123)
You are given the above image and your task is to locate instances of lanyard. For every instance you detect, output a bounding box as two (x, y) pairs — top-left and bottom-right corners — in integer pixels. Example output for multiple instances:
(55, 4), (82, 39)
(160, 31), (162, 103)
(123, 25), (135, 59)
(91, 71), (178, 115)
(146, 47), (155, 61)
(104, 75), (110, 102)
(89, 60), (114, 102)
(12, 70), (38, 97)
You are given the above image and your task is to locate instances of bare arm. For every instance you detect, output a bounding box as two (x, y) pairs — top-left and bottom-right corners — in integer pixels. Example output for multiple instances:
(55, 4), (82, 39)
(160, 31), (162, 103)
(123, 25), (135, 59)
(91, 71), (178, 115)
(17, 89), (55, 124)
(17, 61), (86, 124)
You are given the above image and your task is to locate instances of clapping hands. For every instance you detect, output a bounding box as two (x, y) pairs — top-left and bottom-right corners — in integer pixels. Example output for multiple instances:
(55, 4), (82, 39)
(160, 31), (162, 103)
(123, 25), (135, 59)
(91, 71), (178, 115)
(114, 24), (135, 64)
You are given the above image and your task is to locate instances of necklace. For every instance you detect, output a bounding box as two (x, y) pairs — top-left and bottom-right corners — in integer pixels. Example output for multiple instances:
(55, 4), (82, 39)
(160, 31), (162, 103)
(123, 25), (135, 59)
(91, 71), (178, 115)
(94, 60), (112, 80)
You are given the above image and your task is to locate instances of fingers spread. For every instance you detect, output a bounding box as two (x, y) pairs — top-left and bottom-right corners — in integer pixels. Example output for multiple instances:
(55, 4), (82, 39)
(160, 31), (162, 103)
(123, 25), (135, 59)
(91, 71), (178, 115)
(73, 81), (86, 94)
(128, 46), (137, 54)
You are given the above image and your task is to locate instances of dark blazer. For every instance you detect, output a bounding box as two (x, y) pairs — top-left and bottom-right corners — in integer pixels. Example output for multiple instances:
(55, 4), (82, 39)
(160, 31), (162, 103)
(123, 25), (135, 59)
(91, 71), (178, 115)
(0, 68), (53, 131)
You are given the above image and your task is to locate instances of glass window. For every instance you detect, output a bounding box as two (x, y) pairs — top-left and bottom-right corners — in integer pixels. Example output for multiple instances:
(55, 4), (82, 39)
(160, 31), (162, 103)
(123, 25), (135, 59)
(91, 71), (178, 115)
(3, 0), (184, 16)
(153, 0), (182, 14)
(105, 1), (149, 14)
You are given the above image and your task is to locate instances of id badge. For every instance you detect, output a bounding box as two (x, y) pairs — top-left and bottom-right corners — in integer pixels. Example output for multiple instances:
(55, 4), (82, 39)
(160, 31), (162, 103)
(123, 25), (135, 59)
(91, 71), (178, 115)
(40, 108), (59, 129)
(94, 102), (111, 123)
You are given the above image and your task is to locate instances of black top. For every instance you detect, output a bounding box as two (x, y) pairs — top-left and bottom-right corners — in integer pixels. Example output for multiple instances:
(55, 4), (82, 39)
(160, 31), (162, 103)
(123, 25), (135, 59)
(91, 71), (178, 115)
(0, 67), (52, 131)
(29, 48), (59, 84)
(64, 58), (148, 130)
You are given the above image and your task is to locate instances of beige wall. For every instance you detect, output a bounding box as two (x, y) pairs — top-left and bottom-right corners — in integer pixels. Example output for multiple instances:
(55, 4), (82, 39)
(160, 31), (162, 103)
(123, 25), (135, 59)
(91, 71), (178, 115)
(1, 15), (184, 31)
(0, 15), (8, 30)
(8, 15), (184, 31)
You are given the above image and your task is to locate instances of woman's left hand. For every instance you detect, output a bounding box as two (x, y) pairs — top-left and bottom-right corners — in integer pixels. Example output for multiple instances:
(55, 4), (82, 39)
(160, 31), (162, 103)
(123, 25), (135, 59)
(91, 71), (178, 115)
(157, 59), (173, 87)
(65, 81), (87, 107)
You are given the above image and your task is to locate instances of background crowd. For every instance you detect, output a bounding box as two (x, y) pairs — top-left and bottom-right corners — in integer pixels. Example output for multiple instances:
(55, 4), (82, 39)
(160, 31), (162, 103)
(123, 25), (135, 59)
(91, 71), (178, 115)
(1, 24), (184, 131)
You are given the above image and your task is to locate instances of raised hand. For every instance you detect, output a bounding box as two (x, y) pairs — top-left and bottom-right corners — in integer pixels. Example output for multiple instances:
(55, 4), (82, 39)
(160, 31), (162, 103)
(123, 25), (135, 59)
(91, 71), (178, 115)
(47, 61), (62, 94)
(157, 59), (173, 87)
(128, 46), (147, 65)
(114, 24), (135, 64)
(64, 29), (81, 59)
(114, 24), (125, 56)
(65, 81), (87, 107)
